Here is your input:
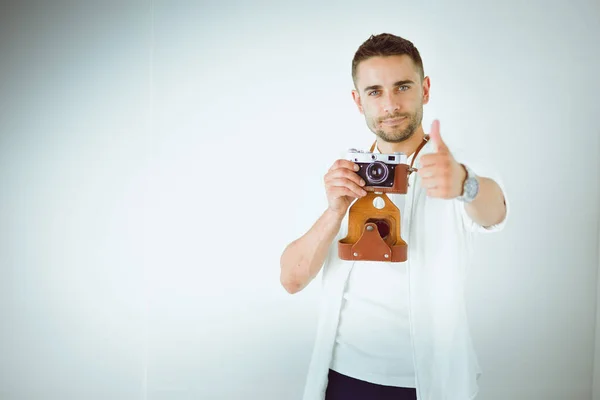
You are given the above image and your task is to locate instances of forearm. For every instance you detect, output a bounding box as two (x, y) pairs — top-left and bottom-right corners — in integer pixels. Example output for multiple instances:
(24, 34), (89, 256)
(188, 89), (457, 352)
(280, 208), (344, 294)
(464, 176), (507, 228)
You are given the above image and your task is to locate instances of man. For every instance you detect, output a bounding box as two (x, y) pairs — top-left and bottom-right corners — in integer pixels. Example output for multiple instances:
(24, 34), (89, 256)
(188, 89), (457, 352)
(280, 33), (509, 400)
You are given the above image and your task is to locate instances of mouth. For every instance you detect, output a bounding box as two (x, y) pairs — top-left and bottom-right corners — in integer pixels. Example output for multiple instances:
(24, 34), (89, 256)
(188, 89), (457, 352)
(381, 117), (406, 126)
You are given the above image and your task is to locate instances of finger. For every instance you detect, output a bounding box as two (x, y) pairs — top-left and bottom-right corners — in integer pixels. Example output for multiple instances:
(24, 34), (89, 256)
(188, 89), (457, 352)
(419, 153), (446, 167)
(420, 176), (439, 190)
(326, 169), (365, 187)
(327, 179), (367, 197)
(330, 185), (365, 199)
(417, 165), (437, 179)
(426, 186), (452, 199)
(330, 159), (360, 172)
(429, 119), (449, 153)
(420, 154), (452, 170)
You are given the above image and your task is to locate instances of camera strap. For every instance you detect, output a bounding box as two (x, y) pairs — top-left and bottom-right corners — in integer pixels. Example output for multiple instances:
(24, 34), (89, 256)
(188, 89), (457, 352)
(369, 134), (430, 175)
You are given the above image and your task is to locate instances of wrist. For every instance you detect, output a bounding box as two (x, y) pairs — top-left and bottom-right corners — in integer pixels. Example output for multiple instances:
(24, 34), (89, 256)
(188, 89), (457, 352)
(458, 163), (468, 196)
(325, 206), (346, 221)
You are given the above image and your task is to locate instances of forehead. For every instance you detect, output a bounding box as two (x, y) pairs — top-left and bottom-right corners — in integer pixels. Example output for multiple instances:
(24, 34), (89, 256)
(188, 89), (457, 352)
(355, 55), (420, 89)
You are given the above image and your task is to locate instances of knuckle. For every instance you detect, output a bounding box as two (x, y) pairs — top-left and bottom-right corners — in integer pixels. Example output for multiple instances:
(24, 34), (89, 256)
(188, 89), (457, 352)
(342, 170), (354, 180)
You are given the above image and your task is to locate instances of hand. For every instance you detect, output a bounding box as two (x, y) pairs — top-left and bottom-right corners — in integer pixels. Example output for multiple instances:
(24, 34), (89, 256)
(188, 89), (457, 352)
(417, 120), (467, 199)
(324, 159), (368, 216)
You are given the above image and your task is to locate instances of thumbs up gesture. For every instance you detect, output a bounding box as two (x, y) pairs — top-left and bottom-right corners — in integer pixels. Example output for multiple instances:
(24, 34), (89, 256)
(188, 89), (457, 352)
(417, 120), (467, 199)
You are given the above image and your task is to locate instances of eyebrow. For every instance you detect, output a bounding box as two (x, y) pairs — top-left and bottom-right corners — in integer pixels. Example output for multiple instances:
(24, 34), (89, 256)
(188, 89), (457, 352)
(363, 80), (415, 93)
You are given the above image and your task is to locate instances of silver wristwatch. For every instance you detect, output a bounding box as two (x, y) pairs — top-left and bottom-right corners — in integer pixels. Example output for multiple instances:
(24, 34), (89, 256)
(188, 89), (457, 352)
(457, 164), (479, 203)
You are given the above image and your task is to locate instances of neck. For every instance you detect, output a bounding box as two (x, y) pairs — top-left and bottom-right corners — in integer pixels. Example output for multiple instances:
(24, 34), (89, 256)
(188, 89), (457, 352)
(375, 126), (426, 158)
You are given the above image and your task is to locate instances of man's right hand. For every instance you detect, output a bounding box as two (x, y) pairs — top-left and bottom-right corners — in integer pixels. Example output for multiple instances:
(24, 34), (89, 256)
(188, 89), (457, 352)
(324, 159), (368, 216)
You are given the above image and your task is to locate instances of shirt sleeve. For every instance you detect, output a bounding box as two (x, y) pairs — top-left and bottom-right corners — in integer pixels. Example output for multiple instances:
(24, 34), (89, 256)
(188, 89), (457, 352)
(452, 149), (510, 234)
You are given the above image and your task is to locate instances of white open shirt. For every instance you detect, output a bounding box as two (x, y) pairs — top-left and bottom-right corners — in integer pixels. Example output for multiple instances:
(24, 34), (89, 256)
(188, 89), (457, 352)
(302, 138), (510, 400)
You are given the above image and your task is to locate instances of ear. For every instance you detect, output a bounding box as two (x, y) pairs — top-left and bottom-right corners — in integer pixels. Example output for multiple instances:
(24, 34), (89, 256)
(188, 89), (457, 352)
(422, 76), (431, 105)
(352, 89), (364, 114)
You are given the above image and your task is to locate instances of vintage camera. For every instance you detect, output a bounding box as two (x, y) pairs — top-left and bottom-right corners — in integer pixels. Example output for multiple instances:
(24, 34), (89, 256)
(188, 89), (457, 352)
(346, 149), (409, 194)
(338, 137), (429, 262)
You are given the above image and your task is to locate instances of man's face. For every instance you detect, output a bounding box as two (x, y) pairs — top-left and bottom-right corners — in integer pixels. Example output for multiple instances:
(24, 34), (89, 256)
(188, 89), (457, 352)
(352, 55), (430, 143)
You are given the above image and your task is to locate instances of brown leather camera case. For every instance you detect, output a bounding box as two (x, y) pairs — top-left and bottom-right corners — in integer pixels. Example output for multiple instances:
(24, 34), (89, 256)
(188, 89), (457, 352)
(338, 192), (407, 262)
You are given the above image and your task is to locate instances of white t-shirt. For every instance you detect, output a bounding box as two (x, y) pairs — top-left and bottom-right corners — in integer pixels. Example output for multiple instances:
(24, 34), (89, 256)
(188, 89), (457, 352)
(330, 149), (416, 387)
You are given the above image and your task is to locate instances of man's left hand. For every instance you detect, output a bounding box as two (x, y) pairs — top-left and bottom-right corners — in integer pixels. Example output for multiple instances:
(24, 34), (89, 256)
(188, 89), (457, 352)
(417, 120), (467, 199)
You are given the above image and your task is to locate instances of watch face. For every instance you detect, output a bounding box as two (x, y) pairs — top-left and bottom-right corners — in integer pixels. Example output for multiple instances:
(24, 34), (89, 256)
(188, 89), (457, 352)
(465, 178), (479, 198)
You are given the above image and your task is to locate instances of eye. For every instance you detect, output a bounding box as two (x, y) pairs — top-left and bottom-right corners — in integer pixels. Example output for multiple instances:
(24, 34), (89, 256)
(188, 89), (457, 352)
(368, 90), (380, 96)
(397, 85), (410, 91)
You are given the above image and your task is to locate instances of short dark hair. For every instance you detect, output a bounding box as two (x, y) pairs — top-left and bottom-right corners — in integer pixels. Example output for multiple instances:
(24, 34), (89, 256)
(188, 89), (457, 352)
(351, 33), (425, 86)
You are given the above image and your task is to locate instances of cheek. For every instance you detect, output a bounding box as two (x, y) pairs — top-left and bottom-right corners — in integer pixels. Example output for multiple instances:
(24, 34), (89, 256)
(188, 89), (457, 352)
(411, 94), (424, 107)
(365, 109), (380, 123)
(362, 101), (380, 118)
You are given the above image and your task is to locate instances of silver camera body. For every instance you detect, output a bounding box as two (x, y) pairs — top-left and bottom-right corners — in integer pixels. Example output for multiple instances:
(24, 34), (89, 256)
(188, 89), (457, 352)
(346, 148), (408, 188)
(346, 149), (407, 165)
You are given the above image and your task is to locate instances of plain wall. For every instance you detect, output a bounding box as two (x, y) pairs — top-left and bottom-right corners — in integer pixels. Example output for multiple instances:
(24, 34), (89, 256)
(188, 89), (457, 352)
(595, 210), (600, 400)
(0, 2), (151, 400)
(1, 1), (599, 400)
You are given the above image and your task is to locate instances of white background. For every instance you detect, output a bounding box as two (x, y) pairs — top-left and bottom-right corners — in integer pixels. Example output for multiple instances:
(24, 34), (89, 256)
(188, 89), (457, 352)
(1, 1), (599, 399)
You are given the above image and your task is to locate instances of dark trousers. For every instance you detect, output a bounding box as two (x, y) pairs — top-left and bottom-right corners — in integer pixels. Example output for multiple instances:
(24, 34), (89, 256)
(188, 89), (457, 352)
(325, 369), (417, 400)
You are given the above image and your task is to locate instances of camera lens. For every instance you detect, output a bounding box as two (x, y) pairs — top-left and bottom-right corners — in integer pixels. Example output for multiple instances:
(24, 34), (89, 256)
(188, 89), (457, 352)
(366, 161), (388, 184)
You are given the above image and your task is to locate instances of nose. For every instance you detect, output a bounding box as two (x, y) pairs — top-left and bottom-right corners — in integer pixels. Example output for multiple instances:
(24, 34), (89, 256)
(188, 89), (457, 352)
(382, 92), (400, 114)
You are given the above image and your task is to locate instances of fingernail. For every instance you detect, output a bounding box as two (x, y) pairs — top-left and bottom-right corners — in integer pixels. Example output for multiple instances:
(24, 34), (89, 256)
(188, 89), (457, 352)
(360, 179), (365, 186)
(354, 164), (359, 171)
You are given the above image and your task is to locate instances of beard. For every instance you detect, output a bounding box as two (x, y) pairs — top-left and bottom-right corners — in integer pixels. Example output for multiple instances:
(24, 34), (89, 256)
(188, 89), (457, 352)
(366, 106), (423, 143)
